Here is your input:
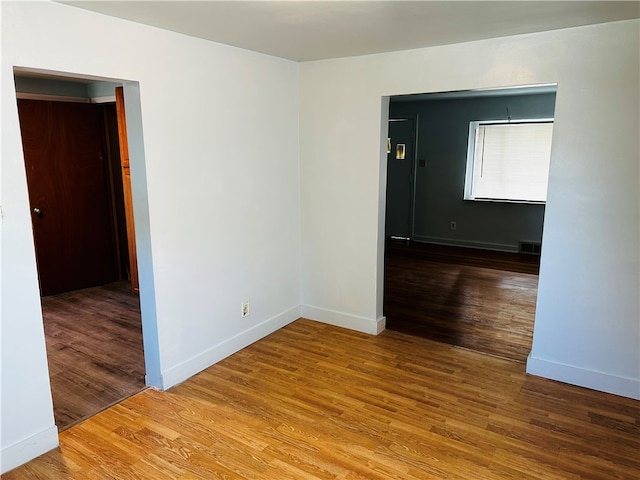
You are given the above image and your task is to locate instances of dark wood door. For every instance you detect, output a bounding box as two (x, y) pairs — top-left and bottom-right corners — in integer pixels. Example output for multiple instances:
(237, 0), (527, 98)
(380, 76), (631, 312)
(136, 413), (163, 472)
(18, 99), (117, 296)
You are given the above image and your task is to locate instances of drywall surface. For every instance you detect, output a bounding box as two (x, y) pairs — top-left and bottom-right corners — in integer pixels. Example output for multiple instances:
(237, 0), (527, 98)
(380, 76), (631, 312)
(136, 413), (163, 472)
(299, 20), (639, 398)
(389, 92), (555, 251)
(1, 1), (300, 472)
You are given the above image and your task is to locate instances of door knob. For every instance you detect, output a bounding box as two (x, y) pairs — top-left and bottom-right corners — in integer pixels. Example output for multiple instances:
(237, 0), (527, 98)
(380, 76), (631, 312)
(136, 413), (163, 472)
(33, 207), (43, 218)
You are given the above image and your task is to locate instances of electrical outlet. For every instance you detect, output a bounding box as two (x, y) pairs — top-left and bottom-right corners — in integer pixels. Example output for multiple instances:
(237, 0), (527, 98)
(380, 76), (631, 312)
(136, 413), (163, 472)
(450, 221), (457, 231)
(241, 300), (250, 317)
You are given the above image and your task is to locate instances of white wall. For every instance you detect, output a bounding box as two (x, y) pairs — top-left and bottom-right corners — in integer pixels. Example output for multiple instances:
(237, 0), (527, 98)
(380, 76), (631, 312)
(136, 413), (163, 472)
(299, 20), (639, 398)
(1, 1), (300, 473)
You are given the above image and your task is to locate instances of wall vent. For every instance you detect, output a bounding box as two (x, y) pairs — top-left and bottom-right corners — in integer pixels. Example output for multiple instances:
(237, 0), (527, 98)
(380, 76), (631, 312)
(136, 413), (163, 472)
(519, 241), (542, 255)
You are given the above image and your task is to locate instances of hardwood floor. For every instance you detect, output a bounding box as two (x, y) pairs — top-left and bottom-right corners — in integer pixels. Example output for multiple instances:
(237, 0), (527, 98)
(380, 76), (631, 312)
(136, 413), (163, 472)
(5, 319), (639, 479)
(42, 281), (146, 430)
(384, 241), (540, 362)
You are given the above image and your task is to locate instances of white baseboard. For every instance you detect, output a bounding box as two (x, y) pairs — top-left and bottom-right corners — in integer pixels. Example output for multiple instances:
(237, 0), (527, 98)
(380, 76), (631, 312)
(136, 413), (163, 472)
(412, 235), (519, 253)
(160, 306), (301, 389)
(301, 304), (385, 335)
(526, 355), (640, 400)
(145, 372), (164, 389)
(1, 425), (58, 475)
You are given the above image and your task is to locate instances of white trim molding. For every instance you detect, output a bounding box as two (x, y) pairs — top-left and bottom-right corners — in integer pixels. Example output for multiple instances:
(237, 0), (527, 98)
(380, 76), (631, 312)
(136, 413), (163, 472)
(527, 354), (640, 400)
(15, 92), (90, 103)
(0, 426), (58, 474)
(91, 95), (116, 104)
(301, 304), (386, 335)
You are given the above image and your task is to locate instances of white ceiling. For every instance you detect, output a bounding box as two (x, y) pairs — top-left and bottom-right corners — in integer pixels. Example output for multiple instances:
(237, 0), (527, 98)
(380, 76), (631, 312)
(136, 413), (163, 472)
(63, 1), (639, 62)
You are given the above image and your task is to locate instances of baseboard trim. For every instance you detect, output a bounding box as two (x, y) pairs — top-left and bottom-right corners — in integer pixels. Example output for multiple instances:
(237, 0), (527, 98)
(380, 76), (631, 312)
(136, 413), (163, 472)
(1, 425), (58, 474)
(412, 236), (519, 253)
(301, 305), (385, 335)
(526, 355), (640, 400)
(160, 306), (301, 389)
(145, 372), (164, 389)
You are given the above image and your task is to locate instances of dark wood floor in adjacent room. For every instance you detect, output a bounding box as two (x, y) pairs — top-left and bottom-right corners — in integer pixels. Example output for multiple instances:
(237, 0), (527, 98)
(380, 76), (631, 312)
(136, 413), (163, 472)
(384, 240), (540, 362)
(42, 281), (146, 430)
(5, 319), (639, 480)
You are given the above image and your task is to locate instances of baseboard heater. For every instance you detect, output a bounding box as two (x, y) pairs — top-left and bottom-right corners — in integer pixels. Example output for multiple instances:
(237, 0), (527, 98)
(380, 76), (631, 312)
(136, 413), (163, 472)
(519, 241), (542, 255)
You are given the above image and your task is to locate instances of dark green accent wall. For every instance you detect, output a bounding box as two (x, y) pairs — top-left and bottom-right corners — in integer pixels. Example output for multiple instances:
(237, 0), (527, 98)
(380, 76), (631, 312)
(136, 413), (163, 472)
(14, 76), (89, 98)
(390, 91), (556, 252)
(14, 76), (120, 100)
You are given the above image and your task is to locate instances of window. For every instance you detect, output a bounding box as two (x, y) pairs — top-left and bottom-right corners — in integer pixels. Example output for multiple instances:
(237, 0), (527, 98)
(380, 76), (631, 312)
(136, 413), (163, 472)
(464, 120), (553, 203)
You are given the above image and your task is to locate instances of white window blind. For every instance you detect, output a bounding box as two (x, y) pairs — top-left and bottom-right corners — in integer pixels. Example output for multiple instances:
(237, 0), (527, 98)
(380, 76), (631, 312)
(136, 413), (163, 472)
(465, 121), (553, 203)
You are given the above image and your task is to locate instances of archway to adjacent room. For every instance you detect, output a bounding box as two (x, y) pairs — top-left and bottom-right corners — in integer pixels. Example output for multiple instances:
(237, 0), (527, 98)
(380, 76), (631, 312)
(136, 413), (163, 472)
(381, 84), (557, 363)
(13, 68), (161, 430)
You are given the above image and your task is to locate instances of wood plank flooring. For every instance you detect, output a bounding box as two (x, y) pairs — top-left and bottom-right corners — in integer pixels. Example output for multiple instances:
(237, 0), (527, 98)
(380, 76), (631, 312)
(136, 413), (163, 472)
(5, 319), (639, 479)
(42, 281), (146, 430)
(384, 241), (539, 362)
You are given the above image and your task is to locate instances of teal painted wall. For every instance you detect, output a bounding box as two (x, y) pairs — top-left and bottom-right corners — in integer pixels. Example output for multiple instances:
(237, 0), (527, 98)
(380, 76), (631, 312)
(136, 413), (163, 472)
(14, 76), (89, 98)
(87, 81), (119, 99)
(390, 91), (556, 251)
(14, 76), (120, 101)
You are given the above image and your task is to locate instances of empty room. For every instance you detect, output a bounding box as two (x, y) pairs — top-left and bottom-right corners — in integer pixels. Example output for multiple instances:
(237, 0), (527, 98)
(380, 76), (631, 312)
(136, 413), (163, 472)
(384, 86), (556, 362)
(1, 1), (638, 479)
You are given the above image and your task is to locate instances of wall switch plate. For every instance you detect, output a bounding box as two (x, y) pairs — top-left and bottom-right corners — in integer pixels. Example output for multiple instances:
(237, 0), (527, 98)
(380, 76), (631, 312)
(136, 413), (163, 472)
(450, 221), (457, 231)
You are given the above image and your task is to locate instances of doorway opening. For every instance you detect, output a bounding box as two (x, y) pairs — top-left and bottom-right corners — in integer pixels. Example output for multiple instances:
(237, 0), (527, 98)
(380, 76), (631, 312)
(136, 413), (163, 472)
(385, 116), (417, 241)
(14, 69), (158, 429)
(383, 84), (557, 363)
